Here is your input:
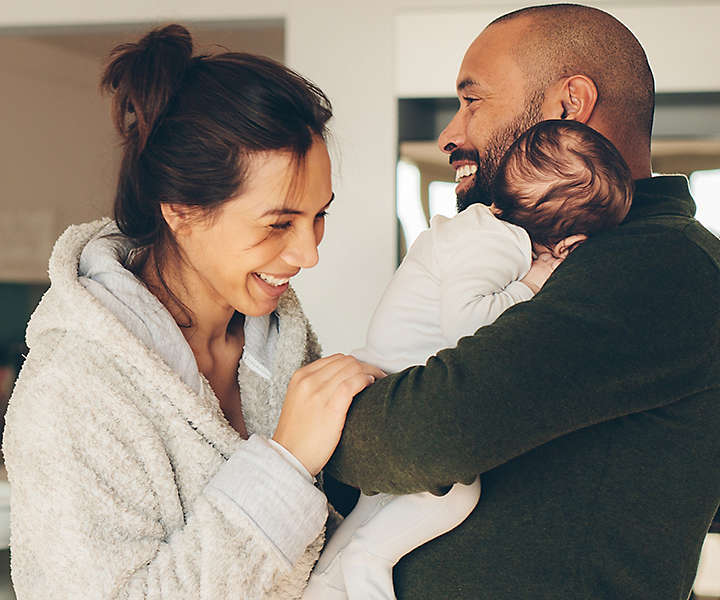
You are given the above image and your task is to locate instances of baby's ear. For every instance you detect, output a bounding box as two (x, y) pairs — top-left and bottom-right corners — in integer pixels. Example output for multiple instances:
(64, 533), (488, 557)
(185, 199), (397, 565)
(552, 234), (588, 259)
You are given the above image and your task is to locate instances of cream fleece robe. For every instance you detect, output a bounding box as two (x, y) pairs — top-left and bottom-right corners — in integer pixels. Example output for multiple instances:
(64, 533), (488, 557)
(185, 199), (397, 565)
(3, 220), (329, 599)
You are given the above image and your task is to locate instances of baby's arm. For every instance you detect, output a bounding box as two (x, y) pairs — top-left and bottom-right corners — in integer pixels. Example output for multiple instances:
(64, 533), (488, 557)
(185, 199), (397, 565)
(353, 227), (439, 373)
(436, 207), (534, 345)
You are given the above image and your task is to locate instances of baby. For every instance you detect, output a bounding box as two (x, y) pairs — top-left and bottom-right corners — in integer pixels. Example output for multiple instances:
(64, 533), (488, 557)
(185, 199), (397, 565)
(304, 119), (633, 600)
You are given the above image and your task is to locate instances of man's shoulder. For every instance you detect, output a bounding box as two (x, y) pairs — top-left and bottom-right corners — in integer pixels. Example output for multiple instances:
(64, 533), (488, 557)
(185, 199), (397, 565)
(598, 213), (720, 277)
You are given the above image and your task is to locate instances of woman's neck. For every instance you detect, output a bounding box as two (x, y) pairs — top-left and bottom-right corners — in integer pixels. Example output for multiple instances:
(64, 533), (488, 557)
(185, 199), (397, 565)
(140, 250), (243, 362)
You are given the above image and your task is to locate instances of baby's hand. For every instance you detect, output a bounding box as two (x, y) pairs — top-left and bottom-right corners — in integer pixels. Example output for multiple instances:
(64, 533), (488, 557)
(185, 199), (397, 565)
(520, 252), (563, 294)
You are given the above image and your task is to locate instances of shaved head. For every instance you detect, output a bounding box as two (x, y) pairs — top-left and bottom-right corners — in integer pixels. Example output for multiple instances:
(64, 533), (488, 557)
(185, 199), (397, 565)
(439, 3), (654, 210)
(490, 4), (655, 146)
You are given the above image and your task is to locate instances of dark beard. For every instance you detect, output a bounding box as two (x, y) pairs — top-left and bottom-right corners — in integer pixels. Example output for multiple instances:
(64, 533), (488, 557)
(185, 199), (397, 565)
(456, 92), (544, 212)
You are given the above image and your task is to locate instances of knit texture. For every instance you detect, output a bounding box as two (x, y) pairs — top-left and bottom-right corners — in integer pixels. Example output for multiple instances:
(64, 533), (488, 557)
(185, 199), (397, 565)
(3, 220), (327, 599)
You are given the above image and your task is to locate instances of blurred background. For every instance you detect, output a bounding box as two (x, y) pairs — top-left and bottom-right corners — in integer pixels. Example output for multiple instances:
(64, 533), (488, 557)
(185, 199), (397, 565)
(1, 1), (719, 598)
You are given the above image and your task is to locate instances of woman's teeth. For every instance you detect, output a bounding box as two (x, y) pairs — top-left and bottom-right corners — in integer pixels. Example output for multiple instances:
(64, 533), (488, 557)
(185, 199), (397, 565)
(455, 164), (478, 182)
(257, 273), (290, 287)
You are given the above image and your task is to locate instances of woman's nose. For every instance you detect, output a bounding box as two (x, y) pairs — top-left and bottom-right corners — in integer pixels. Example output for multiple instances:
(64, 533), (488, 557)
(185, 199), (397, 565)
(283, 224), (320, 269)
(438, 110), (466, 154)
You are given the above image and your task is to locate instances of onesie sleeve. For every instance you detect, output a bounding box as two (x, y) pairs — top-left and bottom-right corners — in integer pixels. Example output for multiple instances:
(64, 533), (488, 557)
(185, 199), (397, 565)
(433, 205), (533, 345)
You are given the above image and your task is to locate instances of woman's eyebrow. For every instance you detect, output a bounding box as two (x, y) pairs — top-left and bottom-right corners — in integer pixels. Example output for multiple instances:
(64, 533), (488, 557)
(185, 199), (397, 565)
(260, 193), (335, 218)
(260, 207), (304, 217)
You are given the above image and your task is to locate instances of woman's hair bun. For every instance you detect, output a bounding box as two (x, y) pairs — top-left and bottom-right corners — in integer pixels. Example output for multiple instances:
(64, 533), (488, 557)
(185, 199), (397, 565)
(101, 24), (193, 152)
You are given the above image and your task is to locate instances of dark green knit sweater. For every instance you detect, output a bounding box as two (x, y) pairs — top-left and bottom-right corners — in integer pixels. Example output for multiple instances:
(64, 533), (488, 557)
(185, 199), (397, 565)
(326, 176), (720, 599)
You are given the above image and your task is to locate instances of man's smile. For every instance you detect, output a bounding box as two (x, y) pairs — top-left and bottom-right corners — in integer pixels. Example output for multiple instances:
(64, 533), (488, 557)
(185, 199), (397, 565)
(451, 160), (478, 193)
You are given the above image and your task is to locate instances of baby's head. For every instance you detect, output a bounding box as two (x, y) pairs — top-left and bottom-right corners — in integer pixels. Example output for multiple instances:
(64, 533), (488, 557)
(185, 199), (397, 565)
(491, 119), (633, 257)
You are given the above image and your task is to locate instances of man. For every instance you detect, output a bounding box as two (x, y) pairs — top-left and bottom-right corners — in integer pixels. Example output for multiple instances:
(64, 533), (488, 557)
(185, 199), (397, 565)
(325, 4), (720, 599)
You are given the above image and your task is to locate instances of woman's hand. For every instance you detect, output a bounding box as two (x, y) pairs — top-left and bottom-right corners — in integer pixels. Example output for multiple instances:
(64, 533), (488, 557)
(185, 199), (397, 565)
(273, 354), (386, 476)
(520, 251), (564, 294)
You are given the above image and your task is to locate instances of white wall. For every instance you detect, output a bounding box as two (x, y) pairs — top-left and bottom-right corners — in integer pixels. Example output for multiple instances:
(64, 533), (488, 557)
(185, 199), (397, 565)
(0, 38), (117, 282)
(395, 3), (720, 97)
(2, 0), (720, 352)
(285, 1), (397, 354)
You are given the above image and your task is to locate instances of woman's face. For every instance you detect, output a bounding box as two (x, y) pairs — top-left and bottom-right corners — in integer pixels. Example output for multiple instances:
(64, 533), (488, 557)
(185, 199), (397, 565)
(169, 138), (333, 317)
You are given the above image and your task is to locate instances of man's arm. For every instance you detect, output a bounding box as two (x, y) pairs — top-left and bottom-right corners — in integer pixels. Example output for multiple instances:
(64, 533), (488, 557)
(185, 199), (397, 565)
(326, 230), (719, 494)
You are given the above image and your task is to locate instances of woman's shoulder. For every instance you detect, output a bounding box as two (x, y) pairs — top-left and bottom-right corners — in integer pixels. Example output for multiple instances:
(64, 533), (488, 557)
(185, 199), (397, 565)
(7, 329), (130, 429)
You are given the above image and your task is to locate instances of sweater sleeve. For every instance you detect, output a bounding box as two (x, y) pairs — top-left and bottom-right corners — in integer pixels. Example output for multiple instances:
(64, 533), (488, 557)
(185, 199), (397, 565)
(3, 355), (327, 600)
(325, 229), (720, 494)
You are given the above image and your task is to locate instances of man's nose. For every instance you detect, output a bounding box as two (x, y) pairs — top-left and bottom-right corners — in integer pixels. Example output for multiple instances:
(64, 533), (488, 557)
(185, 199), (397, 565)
(438, 110), (465, 154)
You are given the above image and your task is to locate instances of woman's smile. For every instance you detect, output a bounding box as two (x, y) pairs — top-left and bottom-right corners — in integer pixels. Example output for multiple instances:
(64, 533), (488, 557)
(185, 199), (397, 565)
(252, 271), (292, 298)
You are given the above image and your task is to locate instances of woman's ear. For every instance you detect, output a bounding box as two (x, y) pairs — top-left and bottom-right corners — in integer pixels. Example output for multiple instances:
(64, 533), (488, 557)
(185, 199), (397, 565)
(551, 233), (588, 259)
(559, 75), (598, 123)
(160, 203), (192, 236)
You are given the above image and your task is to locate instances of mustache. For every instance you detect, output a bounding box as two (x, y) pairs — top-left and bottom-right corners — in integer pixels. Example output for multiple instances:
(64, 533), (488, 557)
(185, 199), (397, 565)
(449, 148), (480, 164)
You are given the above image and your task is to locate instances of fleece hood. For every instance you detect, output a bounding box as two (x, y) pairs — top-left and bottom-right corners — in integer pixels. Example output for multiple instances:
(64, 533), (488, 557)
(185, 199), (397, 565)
(27, 219), (288, 398)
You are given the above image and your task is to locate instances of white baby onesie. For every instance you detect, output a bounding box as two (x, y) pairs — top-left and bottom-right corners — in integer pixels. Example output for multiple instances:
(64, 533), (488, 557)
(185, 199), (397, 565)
(355, 203), (533, 372)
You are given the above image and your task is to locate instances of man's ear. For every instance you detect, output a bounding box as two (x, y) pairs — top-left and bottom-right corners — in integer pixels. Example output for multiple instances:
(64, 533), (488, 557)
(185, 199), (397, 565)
(160, 203), (193, 236)
(551, 233), (588, 259)
(560, 75), (598, 123)
(543, 75), (598, 124)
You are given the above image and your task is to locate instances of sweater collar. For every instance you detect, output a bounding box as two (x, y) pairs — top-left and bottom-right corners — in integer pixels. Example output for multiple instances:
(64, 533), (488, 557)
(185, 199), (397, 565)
(626, 175), (696, 221)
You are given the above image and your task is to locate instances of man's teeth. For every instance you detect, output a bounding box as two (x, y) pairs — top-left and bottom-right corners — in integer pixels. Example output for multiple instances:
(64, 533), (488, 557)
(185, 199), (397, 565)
(257, 273), (290, 287)
(455, 164), (478, 182)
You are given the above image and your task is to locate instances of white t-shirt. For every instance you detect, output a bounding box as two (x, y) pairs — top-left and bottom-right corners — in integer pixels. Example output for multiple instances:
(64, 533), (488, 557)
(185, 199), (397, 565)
(355, 204), (533, 373)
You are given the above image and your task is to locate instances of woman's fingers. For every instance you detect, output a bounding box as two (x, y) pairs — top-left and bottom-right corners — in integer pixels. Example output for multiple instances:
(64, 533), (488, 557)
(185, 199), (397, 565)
(326, 371), (377, 413)
(294, 353), (348, 375)
(274, 354), (385, 476)
(295, 355), (384, 390)
(357, 361), (387, 380)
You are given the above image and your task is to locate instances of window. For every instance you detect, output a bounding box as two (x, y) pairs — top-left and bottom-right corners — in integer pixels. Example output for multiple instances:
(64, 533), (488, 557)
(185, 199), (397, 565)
(396, 160), (427, 249)
(690, 169), (720, 235)
(428, 181), (458, 220)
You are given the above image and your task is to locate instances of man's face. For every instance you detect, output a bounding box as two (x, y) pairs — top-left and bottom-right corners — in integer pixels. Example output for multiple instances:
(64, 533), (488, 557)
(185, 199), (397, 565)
(438, 21), (545, 211)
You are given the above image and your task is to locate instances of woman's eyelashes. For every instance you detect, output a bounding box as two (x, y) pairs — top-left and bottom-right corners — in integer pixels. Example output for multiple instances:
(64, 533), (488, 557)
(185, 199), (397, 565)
(269, 221), (293, 231)
(269, 211), (328, 231)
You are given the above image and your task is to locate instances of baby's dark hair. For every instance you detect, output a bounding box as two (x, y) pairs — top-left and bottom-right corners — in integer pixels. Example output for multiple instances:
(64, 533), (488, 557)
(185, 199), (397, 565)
(491, 119), (633, 247)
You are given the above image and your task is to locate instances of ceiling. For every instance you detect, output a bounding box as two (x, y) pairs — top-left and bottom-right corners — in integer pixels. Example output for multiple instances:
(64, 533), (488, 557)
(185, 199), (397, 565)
(21, 22), (284, 64)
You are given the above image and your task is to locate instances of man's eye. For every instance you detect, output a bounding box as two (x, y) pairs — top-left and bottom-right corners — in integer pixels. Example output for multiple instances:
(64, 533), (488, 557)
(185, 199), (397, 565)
(463, 96), (479, 105)
(316, 210), (328, 220)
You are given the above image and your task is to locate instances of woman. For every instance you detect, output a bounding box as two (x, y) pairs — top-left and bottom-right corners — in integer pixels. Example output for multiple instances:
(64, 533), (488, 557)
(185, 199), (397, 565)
(2, 24), (382, 599)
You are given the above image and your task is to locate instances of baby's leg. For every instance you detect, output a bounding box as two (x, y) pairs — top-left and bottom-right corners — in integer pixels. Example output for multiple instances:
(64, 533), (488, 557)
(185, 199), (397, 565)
(303, 492), (393, 599)
(340, 477), (481, 600)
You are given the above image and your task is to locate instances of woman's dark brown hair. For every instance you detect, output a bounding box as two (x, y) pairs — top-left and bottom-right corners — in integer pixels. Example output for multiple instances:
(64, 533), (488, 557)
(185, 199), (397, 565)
(100, 24), (332, 319)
